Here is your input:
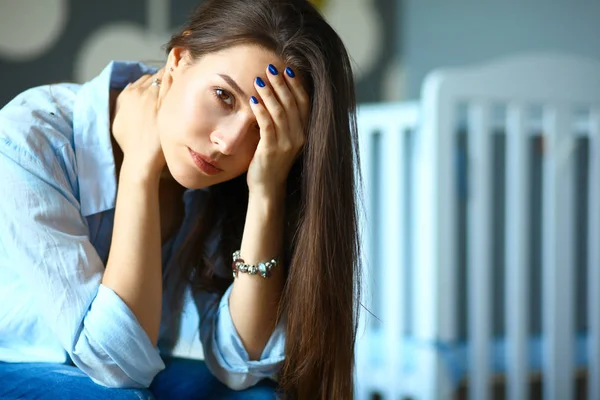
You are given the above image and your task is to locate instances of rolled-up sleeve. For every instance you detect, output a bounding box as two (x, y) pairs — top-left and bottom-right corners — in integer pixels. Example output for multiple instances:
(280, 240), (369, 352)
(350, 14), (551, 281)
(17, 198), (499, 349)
(194, 285), (286, 390)
(0, 138), (165, 388)
(74, 285), (165, 387)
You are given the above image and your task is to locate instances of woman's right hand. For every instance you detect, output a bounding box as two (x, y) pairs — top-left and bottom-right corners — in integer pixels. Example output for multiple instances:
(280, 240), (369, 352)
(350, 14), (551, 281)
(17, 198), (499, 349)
(112, 68), (170, 182)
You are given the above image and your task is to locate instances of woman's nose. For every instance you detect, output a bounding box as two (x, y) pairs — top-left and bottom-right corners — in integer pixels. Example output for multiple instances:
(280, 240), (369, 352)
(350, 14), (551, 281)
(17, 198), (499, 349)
(211, 119), (253, 155)
(213, 129), (244, 156)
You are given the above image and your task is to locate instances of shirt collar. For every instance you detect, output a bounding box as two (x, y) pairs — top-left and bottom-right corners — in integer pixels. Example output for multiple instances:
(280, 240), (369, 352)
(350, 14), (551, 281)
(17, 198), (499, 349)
(73, 61), (158, 216)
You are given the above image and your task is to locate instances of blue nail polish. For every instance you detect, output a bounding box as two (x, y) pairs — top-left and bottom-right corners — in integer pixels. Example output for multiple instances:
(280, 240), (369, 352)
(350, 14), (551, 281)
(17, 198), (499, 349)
(285, 67), (295, 78)
(256, 77), (265, 87)
(250, 96), (259, 104)
(268, 64), (278, 75)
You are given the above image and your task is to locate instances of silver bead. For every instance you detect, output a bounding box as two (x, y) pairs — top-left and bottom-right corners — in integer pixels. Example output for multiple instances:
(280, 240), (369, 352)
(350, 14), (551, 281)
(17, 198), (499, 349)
(258, 262), (267, 274)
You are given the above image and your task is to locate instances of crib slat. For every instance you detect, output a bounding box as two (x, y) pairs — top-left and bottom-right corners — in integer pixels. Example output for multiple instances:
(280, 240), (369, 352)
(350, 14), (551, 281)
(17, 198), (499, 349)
(414, 91), (458, 400)
(355, 108), (379, 400)
(380, 121), (406, 398)
(589, 108), (600, 400)
(467, 102), (493, 400)
(505, 104), (530, 400)
(357, 109), (378, 326)
(355, 104), (420, 399)
(542, 105), (576, 400)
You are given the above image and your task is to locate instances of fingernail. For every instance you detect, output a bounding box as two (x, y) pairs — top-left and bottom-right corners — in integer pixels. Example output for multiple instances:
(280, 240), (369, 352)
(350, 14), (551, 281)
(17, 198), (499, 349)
(250, 96), (259, 104)
(255, 77), (265, 88)
(285, 67), (295, 78)
(268, 64), (278, 75)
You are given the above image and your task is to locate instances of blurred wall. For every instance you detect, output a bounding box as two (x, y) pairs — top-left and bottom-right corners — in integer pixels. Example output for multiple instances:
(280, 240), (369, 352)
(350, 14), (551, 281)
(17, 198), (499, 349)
(3, 1), (596, 107)
(0, 0), (399, 107)
(402, 0), (600, 99)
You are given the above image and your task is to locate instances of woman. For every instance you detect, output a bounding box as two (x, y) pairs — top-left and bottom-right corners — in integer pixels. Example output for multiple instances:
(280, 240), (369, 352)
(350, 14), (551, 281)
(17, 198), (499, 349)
(0, 0), (361, 398)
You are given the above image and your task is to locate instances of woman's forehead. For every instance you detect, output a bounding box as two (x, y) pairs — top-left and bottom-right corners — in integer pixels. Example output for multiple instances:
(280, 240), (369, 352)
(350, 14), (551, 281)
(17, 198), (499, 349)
(197, 44), (284, 73)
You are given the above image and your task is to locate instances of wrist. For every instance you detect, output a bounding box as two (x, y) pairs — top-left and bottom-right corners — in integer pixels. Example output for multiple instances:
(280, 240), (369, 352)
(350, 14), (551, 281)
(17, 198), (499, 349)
(248, 184), (286, 204)
(246, 190), (286, 240)
(119, 158), (162, 188)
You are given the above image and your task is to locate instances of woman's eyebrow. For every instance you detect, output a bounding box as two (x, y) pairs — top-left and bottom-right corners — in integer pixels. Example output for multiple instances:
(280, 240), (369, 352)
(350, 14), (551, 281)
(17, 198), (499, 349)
(217, 74), (248, 98)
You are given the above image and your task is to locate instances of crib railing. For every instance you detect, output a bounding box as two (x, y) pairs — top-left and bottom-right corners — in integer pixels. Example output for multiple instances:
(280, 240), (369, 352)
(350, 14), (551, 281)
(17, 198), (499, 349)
(354, 53), (600, 400)
(355, 102), (419, 399)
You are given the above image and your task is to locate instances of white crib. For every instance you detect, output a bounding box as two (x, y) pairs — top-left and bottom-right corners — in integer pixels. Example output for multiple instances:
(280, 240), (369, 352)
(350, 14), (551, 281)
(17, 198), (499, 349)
(354, 53), (600, 400)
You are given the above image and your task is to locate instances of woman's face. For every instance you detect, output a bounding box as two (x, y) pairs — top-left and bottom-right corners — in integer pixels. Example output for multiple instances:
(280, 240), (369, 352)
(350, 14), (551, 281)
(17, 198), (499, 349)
(157, 44), (286, 189)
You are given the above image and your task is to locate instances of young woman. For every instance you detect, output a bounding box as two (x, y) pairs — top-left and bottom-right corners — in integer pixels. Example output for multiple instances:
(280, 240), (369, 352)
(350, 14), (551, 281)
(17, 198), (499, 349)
(0, 0), (361, 398)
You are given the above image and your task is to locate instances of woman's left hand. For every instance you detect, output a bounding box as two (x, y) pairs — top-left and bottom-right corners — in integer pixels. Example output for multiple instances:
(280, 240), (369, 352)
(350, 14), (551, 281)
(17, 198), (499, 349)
(247, 64), (309, 198)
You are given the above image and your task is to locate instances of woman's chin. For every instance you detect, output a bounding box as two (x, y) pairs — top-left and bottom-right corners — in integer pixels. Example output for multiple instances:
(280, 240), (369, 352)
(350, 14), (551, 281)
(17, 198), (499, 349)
(167, 163), (212, 190)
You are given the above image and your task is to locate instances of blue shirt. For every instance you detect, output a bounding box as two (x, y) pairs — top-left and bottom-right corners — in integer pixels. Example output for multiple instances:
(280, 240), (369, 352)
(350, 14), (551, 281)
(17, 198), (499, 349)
(0, 61), (285, 390)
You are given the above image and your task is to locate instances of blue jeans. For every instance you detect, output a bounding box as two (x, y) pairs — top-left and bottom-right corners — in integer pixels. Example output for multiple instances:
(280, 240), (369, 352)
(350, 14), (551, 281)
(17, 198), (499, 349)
(0, 357), (278, 399)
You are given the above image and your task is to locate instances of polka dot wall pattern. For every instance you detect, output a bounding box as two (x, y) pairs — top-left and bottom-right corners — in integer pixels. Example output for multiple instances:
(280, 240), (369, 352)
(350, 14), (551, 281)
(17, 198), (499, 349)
(0, 0), (68, 61)
(0, 0), (400, 107)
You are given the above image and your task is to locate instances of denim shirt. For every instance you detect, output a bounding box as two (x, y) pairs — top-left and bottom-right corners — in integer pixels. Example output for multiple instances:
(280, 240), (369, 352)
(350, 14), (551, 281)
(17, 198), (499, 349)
(0, 61), (285, 390)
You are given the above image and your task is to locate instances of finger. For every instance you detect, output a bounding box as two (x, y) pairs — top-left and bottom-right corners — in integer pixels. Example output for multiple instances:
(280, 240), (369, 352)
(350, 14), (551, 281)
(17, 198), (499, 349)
(264, 64), (297, 120)
(157, 68), (172, 108)
(157, 67), (168, 90)
(283, 66), (310, 126)
(128, 73), (153, 89)
(254, 76), (288, 144)
(249, 96), (277, 147)
(147, 69), (164, 90)
(136, 71), (161, 115)
(265, 64), (307, 148)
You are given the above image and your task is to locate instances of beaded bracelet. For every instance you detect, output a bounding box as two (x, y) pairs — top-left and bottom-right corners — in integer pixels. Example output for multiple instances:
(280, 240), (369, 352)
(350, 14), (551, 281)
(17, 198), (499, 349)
(232, 250), (278, 279)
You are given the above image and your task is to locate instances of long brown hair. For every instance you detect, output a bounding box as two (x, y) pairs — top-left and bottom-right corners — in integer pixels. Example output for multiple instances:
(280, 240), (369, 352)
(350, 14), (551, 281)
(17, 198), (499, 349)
(168, 1), (361, 398)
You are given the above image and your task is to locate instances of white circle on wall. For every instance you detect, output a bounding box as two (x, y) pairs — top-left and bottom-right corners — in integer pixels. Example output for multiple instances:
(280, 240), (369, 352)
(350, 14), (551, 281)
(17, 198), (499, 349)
(321, 0), (384, 80)
(75, 23), (170, 83)
(0, 0), (68, 61)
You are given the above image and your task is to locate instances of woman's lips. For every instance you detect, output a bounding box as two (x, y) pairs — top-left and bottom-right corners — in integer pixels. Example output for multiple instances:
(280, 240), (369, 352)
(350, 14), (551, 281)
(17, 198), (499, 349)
(188, 148), (222, 175)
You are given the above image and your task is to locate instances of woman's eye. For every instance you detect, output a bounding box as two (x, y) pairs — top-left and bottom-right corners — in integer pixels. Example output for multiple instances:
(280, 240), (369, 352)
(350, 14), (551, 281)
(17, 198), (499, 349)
(216, 88), (233, 106)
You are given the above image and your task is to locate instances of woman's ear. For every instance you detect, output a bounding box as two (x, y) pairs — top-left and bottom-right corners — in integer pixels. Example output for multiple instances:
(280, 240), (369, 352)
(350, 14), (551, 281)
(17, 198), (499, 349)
(166, 47), (192, 76)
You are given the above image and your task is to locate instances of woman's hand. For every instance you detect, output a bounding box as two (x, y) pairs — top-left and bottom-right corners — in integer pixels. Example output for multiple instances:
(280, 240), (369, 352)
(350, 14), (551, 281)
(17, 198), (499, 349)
(247, 65), (309, 198)
(112, 68), (171, 181)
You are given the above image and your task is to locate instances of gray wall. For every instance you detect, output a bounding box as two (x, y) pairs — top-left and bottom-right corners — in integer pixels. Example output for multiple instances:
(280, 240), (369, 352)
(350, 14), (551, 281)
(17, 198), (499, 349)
(401, 0), (600, 99)
(2, 1), (598, 105)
